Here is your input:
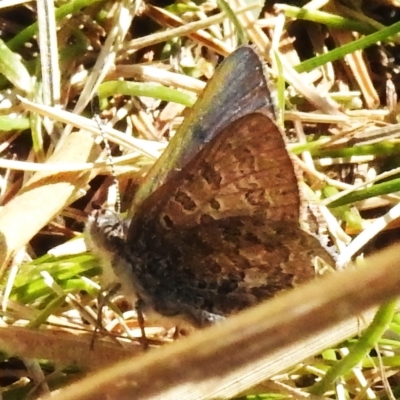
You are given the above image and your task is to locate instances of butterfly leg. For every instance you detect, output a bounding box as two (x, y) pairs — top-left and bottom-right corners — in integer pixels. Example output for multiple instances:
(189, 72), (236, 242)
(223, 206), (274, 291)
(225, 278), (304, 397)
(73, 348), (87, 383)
(90, 282), (122, 350)
(135, 298), (149, 350)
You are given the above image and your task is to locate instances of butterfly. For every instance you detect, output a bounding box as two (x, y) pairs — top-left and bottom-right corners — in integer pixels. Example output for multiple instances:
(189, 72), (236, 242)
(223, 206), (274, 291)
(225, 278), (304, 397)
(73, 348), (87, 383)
(85, 46), (334, 329)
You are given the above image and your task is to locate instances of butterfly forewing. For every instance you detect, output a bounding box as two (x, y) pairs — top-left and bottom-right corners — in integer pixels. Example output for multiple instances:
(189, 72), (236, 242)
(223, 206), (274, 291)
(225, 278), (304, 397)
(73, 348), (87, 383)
(127, 113), (300, 236)
(130, 47), (275, 211)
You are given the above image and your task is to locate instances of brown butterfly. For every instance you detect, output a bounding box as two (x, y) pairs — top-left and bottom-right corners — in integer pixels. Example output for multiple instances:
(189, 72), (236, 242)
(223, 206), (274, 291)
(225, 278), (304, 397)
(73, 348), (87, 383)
(86, 47), (334, 328)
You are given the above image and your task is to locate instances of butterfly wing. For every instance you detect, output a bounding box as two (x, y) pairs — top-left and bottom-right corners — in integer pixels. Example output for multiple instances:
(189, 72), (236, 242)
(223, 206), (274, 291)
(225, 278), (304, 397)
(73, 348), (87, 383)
(129, 216), (332, 327)
(128, 112), (300, 237)
(122, 112), (333, 326)
(131, 47), (275, 211)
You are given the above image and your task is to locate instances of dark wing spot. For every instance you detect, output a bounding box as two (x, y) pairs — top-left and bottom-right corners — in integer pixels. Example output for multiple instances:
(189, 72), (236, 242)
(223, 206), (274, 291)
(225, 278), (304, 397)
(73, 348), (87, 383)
(200, 214), (215, 224)
(196, 280), (208, 289)
(217, 278), (239, 294)
(175, 190), (197, 211)
(202, 164), (222, 189)
(245, 188), (266, 206)
(203, 258), (222, 274)
(210, 198), (220, 210)
(162, 214), (174, 228)
(244, 232), (262, 245)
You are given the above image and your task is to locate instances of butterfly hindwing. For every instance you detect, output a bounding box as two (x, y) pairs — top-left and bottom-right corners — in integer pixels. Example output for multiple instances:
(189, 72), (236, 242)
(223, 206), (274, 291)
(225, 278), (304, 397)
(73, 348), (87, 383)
(128, 215), (331, 326)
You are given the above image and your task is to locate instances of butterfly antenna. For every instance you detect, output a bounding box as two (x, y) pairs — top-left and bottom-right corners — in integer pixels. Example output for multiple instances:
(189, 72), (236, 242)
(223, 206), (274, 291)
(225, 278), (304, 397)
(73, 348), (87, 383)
(91, 95), (121, 214)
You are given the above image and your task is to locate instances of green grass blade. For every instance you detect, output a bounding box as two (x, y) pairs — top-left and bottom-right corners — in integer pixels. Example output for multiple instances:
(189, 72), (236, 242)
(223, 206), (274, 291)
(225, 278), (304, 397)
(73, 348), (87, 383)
(296, 20), (400, 73)
(98, 81), (196, 107)
(310, 299), (397, 396)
